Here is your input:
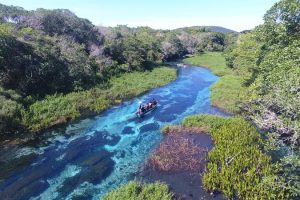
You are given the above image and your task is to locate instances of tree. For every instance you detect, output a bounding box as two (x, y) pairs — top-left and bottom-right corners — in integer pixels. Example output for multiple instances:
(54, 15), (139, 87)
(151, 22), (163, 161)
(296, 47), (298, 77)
(161, 32), (185, 61)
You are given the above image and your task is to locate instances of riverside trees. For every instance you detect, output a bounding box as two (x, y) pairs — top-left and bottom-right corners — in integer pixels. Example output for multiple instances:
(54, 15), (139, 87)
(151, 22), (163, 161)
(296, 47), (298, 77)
(225, 0), (300, 197)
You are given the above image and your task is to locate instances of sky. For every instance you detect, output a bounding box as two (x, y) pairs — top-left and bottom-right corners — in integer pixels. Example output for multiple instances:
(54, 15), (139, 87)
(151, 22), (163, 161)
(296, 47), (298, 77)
(0, 0), (279, 31)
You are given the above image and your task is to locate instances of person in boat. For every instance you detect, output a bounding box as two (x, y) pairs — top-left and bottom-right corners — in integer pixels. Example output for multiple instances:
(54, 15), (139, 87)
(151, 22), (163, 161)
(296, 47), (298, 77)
(138, 103), (142, 114)
(141, 105), (146, 113)
(151, 98), (157, 106)
(144, 104), (149, 111)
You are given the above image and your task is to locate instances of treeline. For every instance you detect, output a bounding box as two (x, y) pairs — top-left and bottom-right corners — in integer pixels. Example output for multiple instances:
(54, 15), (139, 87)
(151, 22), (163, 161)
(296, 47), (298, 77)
(224, 0), (300, 196)
(0, 3), (236, 135)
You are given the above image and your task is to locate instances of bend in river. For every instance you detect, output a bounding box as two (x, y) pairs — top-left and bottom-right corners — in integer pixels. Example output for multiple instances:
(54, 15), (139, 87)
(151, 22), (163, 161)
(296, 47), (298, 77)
(0, 65), (228, 200)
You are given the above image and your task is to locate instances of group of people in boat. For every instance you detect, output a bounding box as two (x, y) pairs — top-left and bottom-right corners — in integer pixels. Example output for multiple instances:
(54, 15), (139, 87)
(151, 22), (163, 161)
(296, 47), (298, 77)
(137, 98), (157, 115)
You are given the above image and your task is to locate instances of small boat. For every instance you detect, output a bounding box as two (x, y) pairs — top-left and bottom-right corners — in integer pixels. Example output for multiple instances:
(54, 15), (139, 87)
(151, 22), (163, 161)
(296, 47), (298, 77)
(136, 102), (158, 118)
(176, 63), (188, 68)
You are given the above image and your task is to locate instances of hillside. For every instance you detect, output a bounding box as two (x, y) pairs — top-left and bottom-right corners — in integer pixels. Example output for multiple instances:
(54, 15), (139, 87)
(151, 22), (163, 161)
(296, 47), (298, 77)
(204, 26), (237, 33)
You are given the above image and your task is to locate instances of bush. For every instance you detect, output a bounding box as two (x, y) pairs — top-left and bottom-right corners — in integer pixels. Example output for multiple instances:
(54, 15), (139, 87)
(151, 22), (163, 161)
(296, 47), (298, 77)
(102, 181), (173, 200)
(0, 95), (24, 133)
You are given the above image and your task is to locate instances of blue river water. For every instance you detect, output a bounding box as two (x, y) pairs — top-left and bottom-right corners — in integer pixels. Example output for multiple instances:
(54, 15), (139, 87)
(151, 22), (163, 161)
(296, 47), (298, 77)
(0, 65), (227, 200)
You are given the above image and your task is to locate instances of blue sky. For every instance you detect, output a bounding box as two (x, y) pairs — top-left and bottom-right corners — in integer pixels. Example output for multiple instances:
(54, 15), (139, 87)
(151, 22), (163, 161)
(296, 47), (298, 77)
(1, 0), (279, 31)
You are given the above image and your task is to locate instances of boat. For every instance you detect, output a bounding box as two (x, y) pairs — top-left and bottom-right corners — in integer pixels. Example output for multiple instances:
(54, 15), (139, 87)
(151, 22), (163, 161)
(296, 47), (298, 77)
(136, 102), (158, 118)
(176, 63), (184, 67)
(176, 63), (188, 68)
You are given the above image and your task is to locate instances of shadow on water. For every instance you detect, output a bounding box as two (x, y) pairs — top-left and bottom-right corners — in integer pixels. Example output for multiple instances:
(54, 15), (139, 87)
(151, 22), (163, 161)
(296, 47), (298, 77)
(0, 65), (229, 200)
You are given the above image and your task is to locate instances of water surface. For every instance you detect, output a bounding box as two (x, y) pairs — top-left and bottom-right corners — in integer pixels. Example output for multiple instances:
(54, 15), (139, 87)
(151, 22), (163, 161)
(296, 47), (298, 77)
(0, 66), (227, 200)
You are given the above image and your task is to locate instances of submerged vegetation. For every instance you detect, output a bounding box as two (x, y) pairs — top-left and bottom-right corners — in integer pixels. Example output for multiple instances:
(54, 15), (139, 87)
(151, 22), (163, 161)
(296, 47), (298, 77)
(102, 181), (173, 200)
(148, 128), (207, 172)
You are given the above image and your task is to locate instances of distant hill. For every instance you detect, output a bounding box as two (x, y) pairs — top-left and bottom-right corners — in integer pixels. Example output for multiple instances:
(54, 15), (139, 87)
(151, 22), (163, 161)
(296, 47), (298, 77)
(203, 26), (237, 33)
(173, 26), (237, 34)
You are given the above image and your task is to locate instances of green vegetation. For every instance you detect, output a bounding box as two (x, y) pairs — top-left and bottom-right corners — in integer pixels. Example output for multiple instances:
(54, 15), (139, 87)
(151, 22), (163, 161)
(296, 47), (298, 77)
(184, 52), (243, 113)
(223, 0), (300, 195)
(0, 86), (25, 134)
(105, 67), (176, 100)
(183, 114), (232, 131)
(183, 115), (292, 199)
(102, 181), (173, 200)
(183, 52), (230, 76)
(210, 75), (244, 113)
(22, 66), (176, 132)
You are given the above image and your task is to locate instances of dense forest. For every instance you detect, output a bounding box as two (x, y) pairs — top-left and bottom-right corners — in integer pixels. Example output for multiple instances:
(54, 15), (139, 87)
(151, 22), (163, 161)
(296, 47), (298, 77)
(0, 3), (237, 135)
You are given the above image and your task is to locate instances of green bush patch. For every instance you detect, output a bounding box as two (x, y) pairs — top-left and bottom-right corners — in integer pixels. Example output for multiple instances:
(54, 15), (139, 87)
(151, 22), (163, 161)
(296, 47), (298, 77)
(182, 115), (291, 199)
(102, 181), (173, 200)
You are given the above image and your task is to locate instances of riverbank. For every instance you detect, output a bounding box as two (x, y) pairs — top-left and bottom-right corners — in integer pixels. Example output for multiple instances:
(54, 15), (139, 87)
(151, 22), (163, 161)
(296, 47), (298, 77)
(183, 52), (244, 113)
(14, 66), (177, 135)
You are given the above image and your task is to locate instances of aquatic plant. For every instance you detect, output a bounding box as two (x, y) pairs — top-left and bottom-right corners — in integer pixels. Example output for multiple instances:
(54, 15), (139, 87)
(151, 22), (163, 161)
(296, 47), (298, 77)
(102, 181), (173, 200)
(182, 115), (291, 199)
(161, 125), (205, 135)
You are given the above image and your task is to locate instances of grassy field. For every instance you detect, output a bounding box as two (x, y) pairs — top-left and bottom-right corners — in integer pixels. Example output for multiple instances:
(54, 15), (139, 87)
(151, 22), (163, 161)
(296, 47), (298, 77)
(183, 52), (243, 113)
(210, 75), (244, 113)
(183, 52), (231, 76)
(23, 66), (177, 132)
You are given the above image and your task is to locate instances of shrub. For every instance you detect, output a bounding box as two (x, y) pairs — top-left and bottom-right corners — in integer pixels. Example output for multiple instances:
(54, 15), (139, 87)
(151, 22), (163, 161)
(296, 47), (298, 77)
(102, 181), (173, 200)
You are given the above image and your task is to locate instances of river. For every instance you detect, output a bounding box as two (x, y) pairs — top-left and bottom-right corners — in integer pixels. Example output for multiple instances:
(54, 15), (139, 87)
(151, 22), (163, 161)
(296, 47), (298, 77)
(0, 65), (227, 200)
